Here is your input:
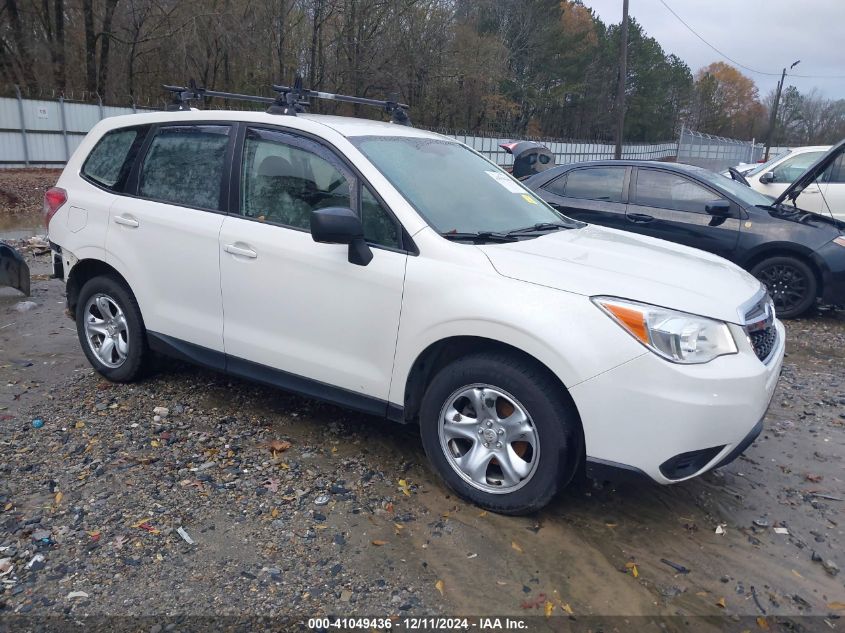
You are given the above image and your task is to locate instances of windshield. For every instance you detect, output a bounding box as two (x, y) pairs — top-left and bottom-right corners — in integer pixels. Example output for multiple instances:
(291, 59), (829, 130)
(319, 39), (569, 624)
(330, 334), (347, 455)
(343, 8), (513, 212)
(697, 169), (775, 207)
(350, 136), (577, 234)
(745, 150), (790, 177)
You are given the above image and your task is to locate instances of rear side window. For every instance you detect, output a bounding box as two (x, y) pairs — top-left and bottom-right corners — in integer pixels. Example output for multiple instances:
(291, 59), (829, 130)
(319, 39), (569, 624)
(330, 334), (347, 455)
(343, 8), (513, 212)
(825, 155), (844, 184)
(138, 125), (231, 210)
(82, 127), (147, 192)
(634, 170), (716, 213)
(562, 168), (626, 203)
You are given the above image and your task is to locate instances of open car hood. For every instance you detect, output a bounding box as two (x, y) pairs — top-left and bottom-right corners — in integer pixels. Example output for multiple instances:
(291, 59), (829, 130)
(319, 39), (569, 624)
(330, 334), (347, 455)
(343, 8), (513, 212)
(774, 138), (845, 206)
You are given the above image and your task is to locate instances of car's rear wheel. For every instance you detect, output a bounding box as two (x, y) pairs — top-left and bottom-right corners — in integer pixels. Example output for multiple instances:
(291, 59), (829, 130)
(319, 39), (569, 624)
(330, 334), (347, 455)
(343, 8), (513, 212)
(75, 275), (149, 382)
(419, 352), (578, 515)
(750, 256), (817, 319)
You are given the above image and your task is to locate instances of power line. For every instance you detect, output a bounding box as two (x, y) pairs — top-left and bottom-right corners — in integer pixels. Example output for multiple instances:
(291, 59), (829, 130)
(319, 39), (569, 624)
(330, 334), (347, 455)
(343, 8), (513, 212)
(658, 0), (845, 80)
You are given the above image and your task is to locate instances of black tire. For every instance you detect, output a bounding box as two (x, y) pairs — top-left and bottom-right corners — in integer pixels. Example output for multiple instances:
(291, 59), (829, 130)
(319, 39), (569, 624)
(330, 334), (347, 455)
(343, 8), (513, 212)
(419, 352), (579, 515)
(750, 256), (817, 319)
(75, 275), (150, 382)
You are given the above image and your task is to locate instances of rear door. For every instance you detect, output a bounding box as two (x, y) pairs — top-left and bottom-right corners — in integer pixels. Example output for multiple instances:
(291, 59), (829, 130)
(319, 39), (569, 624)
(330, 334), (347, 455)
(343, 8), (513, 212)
(536, 166), (630, 229)
(625, 167), (740, 259)
(106, 123), (234, 358)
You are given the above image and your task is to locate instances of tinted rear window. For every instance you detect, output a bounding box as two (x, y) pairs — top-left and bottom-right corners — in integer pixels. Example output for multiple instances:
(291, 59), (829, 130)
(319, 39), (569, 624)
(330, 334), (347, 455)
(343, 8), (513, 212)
(562, 167), (626, 203)
(82, 127), (147, 191)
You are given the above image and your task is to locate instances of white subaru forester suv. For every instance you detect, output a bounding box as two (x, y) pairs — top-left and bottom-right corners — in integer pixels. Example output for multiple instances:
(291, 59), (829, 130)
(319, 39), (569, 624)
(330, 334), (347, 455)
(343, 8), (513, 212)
(44, 106), (785, 514)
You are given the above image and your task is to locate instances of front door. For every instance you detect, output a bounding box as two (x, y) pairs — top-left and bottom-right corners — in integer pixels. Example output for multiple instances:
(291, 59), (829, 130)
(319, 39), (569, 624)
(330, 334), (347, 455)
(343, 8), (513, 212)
(625, 167), (740, 260)
(219, 126), (408, 409)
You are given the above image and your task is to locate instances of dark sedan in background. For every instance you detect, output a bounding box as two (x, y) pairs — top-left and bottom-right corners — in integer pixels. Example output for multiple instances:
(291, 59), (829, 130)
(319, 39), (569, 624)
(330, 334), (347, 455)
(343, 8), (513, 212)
(524, 156), (845, 318)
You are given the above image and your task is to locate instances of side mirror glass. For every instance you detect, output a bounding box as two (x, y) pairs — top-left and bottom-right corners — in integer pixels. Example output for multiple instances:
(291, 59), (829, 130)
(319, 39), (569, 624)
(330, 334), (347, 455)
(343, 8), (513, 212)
(705, 200), (731, 217)
(759, 171), (775, 184)
(310, 207), (373, 266)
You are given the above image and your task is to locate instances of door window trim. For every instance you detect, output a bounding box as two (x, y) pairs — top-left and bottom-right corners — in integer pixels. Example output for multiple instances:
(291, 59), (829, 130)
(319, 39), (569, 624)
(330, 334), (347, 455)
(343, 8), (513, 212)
(229, 122), (416, 255)
(124, 121), (238, 215)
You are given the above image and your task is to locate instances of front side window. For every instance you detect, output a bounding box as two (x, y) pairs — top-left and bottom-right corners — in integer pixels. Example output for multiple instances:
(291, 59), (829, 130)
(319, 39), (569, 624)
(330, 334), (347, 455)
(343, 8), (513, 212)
(771, 151), (825, 184)
(241, 128), (352, 230)
(138, 125), (231, 210)
(824, 155), (845, 184)
(562, 167), (626, 203)
(635, 170), (718, 214)
(350, 136), (577, 234)
(82, 127), (147, 191)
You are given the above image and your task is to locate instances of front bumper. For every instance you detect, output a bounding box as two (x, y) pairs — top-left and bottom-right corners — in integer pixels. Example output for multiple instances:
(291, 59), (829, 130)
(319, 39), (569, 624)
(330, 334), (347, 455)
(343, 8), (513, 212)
(812, 240), (845, 306)
(571, 319), (785, 485)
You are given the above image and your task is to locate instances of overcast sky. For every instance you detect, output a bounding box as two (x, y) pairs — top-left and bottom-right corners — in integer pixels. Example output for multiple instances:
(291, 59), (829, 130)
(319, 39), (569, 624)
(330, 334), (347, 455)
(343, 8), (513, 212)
(585, 0), (845, 100)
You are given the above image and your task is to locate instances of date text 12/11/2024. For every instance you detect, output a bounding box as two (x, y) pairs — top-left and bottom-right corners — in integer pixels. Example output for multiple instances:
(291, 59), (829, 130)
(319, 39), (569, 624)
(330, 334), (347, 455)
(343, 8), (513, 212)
(307, 617), (529, 630)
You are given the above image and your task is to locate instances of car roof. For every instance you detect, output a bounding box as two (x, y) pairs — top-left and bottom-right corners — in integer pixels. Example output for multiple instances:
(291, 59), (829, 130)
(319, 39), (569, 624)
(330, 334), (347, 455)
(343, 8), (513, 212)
(533, 159), (710, 180)
(97, 108), (443, 140)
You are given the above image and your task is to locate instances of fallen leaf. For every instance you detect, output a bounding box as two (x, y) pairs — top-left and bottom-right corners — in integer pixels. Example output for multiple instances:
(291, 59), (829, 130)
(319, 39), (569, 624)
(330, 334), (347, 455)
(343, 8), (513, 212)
(2, 502), (11, 512)
(605, 523), (617, 528)
(54, 491), (63, 505)
(131, 517), (153, 528)
(385, 502), (394, 513)
(561, 602), (574, 615)
(716, 597), (726, 609)
(511, 540), (523, 553)
(828, 602), (845, 611)
(271, 508), (280, 519)
(756, 616), (769, 630)
(393, 523), (404, 531)
(75, 421), (85, 429)
(88, 530), (101, 542)
(478, 511), (487, 517)
(544, 601), (554, 617)
(268, 439), (291, 454)
(435, 579), (444, 596)
(398, 479), (411, 496)
(371, 540), (387, 546)
(791, 569), (803, 579)
(805, 473), (823, 483)
(625, 562), (639, 578)
(150, 440), (160, 448)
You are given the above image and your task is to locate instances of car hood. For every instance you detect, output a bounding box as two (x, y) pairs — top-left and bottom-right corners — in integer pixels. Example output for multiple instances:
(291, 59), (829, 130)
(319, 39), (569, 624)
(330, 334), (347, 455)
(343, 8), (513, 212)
(478, 225), (762, 324)
(775, 138), (845, 206)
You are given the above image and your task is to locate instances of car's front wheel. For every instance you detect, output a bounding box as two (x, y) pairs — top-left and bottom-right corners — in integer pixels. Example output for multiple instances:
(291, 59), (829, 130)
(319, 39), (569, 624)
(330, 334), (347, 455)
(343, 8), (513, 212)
(750, 255), (817, 319)
(419, 352), (578, 515)
(75, 275), (149, 382)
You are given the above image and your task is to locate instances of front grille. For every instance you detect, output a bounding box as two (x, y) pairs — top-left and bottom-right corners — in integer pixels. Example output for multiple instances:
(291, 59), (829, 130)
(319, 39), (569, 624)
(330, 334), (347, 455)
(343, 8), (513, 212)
(743, 294), (777, 363)
(749, 327), (777, 362)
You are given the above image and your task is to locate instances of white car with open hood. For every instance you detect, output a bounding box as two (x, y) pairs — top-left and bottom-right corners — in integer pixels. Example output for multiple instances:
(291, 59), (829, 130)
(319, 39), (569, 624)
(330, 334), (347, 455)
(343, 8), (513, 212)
(44, 85), (784, 514)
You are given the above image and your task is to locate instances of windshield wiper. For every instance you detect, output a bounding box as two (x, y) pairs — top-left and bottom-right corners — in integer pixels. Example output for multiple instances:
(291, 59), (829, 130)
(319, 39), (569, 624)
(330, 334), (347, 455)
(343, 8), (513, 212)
(440, 231), (518, 243)
(506, 222), (576, 236)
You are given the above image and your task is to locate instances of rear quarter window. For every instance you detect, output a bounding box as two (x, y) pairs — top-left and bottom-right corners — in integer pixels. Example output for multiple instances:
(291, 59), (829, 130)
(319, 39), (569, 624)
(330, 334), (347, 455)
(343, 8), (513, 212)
(81, 127), (148, 192)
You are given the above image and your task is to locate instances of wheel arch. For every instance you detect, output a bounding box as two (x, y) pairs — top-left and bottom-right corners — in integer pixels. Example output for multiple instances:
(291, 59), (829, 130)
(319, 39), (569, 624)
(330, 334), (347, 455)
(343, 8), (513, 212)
(740, 244), (824, 296)
(401, 335), (585, 468)
(66, 259), (133, 318)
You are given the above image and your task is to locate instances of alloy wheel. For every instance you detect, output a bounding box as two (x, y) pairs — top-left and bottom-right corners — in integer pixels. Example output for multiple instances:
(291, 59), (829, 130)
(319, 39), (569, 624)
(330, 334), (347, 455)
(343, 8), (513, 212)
(755, 263), (808, 315)
(438, 384), (540, 494)
(83, 293), (129, 368)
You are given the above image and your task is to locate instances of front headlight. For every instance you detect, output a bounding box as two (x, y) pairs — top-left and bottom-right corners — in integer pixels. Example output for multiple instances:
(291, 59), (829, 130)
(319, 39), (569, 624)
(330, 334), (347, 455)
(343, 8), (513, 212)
(592, 296), (738, 364)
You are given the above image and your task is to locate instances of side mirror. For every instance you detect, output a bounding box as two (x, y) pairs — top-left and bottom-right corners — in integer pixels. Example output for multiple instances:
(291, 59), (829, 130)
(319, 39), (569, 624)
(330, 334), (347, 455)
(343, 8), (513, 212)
(759, 171), (775, 184)
(310, 207), (373, 266)
(705, 200), (731, 217)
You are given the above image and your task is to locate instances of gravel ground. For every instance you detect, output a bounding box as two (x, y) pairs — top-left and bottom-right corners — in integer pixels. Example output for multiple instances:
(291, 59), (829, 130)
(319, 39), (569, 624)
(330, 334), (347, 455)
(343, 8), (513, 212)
(0, 170), (61, 216)
(1, 247), (845, 629)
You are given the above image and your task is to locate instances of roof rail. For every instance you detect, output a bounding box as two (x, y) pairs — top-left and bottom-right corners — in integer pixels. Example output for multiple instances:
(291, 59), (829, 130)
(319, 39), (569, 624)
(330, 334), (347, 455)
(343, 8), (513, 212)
(162, 78), (411, 126)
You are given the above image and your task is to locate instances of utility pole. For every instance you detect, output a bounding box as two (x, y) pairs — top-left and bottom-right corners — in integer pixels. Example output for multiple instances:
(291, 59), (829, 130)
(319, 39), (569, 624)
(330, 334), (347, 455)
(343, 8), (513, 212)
(764, 59), (800, 161)
(614, 0), (629, 160)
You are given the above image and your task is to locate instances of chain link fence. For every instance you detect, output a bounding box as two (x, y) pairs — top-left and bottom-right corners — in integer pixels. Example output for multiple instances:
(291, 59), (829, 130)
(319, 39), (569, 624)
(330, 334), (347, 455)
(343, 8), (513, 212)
(676, 126), (762, 171)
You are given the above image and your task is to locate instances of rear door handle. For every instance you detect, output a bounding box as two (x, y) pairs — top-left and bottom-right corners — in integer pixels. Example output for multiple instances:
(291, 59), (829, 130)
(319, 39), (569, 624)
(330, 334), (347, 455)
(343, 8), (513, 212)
(113, 215), (139, 228)
(224, 244), (258, 259)
(627, 213), (654, 224)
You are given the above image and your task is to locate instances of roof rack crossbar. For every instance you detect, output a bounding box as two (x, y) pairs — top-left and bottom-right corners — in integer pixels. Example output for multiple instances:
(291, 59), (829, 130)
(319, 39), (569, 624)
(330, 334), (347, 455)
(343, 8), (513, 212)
(162, 83), (275, 111)
(162, 79), (412, 125)
(271, 82), (411, 126)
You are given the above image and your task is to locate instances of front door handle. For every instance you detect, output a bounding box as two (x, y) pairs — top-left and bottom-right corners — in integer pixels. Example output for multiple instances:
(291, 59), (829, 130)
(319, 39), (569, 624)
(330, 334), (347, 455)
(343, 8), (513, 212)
(113, 215), (139, 228)
(627, 213), (654, 224)
(224, 244), (258, 259)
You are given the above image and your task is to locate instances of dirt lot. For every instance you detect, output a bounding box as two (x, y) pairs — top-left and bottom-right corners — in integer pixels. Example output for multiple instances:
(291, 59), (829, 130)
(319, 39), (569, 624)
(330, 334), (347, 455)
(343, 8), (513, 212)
(0, 175), (844, 630)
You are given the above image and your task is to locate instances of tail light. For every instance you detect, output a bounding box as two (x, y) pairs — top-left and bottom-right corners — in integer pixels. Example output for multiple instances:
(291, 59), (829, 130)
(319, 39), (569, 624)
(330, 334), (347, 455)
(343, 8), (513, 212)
(43, 187), (67, 229)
